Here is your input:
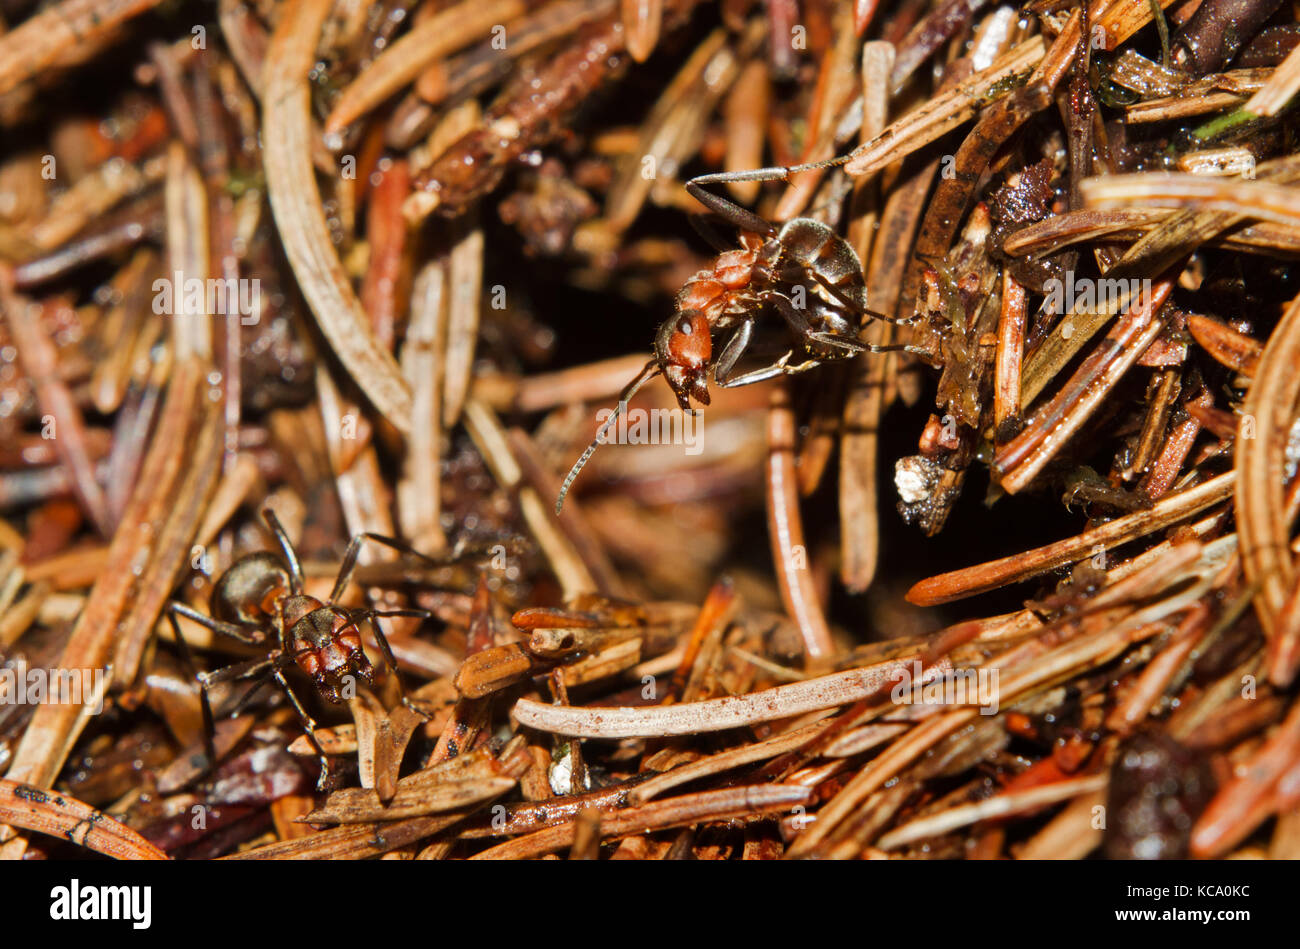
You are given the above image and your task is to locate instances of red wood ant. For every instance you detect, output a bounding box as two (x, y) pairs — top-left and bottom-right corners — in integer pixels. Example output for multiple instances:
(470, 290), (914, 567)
(555, 160), (919, 512)
(167, 508), (472, 790)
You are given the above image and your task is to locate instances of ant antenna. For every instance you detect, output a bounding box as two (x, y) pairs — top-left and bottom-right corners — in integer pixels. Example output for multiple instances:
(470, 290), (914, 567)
(555, 360), (660, 515)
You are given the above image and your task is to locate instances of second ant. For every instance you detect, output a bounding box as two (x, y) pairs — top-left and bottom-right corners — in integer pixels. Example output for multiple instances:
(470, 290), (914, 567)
(556, 158), (921, 511)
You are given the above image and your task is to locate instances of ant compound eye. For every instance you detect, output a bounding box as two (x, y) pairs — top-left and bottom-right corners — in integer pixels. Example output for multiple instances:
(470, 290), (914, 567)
(677, 318), (693, 335)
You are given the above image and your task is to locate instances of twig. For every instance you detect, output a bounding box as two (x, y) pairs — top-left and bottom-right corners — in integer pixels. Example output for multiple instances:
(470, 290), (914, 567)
(324, 0), (527, 136)
(627, 721), (830, 804)
(994, 273), (1176, 493)
(844, 38), (1046, 178)
(0, 0), (165, 97)
(0, 284), (112, 535)
(6, 360), (213, 791)
(1081, 173), (1300, 229)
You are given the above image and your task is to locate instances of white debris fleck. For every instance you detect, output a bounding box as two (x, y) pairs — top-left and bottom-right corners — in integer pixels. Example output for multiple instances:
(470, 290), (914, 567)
(895, 456), (935, 504)
(549, 743), (574, 795)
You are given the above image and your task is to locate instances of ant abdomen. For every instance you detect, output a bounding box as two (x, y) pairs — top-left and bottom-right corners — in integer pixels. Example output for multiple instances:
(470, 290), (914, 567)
(211, 551), (293, 630)
(776, 218), (869, 311)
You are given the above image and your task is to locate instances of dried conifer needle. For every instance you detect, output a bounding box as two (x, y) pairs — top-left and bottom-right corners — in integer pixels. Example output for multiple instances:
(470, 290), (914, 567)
(511, 656), (940, 738)
(0, 779), (168, 860)
(262, 0), (413, 433)
(907, 472), (1236, 606)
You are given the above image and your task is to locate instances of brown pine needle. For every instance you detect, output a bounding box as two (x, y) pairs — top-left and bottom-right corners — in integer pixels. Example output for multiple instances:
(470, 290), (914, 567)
(0, 779), (168, 860)
(907, 472), (1235, 606)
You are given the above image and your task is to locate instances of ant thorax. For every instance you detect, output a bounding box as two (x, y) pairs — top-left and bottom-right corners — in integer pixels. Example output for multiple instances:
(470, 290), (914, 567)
(278, 593), (325, 632)
(675, 254), (759, 321)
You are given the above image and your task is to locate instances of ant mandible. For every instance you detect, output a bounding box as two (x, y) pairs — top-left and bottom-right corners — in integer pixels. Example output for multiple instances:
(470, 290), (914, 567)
(555, 157), (921, 512)
(167, 508), (464, 790)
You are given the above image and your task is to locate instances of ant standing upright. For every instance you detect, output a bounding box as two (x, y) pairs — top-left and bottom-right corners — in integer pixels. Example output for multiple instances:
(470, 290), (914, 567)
(556, 158), (922, 512)
(167, 508), (472, 790)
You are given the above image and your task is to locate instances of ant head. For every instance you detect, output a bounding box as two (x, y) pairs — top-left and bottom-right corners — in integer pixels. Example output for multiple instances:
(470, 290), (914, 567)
(286, 606), (373, 704)
(654, 310), (712, 409)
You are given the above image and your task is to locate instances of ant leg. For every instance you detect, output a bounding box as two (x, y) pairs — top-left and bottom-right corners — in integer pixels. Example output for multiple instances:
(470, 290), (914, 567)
(685, 175), (779, 237)
(685, 155), (855, 234)
(190, 655), (277, 779)
(169, 601), (263, 646)
(688, 213), (742, 253)
(807, 270), (914, 326)
(221, 671), (277, 720)
(713, 317), (840, 387)
(356, 608), (435, 717)
(198, 657), (278, 702)
(261, 507), (305, 594)
(203, 657), (276, 725)
(717, 351), (829, 388)
(713, 299), (902, 388)
(759, 291), (922, 355)
(330, 532), (377, 605)
(329, 532), (484, 605)
(758, 290), (866, 353)
(200, 654), (278, 690)
(715, 361), (792, 388)
(167, 610), (219, 778)
(356, 606), (434, 674)
(270, 667), (336, 791)
(713, 319), (757, 386)
(330, 532), (413, 604)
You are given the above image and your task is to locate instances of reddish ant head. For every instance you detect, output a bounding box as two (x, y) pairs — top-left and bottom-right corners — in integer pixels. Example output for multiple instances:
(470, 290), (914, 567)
(654, 310), (712, 409)
(556, 311), (710, 514)
(284, 601), (374, 704)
